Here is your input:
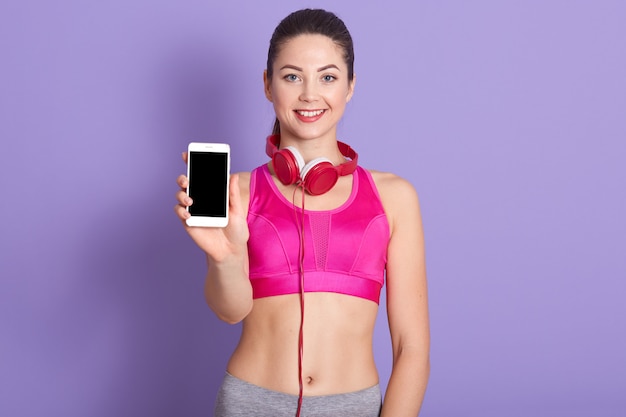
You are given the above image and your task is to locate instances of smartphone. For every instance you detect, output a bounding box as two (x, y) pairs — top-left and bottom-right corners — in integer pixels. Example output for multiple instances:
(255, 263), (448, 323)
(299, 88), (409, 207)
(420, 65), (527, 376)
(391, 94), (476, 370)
(186, 142), (230, 227)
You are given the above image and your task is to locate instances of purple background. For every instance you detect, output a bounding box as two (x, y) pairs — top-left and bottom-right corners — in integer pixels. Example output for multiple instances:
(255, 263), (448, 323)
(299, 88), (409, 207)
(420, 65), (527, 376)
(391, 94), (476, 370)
(1, 1), (625, 416)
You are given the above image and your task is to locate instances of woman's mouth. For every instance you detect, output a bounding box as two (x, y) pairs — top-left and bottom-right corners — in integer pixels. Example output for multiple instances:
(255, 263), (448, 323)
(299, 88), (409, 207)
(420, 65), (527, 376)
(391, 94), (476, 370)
(295, 109), (326, 122)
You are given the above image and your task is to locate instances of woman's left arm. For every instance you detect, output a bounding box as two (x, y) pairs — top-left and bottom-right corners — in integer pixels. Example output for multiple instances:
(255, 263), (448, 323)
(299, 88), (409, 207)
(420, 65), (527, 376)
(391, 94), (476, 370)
(377, 173), (430, 417)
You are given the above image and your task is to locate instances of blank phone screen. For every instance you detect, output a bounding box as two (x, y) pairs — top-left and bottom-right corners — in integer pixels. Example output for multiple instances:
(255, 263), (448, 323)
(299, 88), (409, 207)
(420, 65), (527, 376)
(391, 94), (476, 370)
(188, 151), (228, 217)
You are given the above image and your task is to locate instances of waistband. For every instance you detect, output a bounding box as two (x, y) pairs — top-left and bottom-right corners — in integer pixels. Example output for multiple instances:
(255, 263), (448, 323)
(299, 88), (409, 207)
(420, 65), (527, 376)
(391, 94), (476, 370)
(216, 372), (382, 417)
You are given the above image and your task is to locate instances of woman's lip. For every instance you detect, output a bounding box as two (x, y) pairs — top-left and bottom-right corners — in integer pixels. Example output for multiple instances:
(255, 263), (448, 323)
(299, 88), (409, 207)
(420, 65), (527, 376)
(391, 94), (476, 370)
(294, 109), (326, 122)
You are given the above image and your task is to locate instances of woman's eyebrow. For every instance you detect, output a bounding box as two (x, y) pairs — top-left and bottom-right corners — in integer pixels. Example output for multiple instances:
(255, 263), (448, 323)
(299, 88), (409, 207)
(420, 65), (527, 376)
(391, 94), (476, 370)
(317, 64), (340, 72)
(280, 64), (303, 71)
(279, 64), (341, 72)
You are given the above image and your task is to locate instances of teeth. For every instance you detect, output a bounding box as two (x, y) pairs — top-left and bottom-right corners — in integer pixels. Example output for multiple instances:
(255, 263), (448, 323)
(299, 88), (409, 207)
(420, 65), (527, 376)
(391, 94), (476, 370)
(297, 110), (324, 117)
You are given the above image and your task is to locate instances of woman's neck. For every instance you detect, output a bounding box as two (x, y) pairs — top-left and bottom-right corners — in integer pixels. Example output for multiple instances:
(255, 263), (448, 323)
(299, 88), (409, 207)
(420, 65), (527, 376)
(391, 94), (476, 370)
(277, 132), (346, 165)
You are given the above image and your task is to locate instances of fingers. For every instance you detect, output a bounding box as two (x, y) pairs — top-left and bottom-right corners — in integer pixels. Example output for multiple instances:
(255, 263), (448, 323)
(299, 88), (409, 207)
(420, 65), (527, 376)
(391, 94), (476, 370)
(174, 173), (191, 221)
(176, 174), (188, 190)
(175, 175), (191, 206)
(174, 189), (191, 221)
(182, 151), (188, 164)
(173, 202), (191, 222)
(175, 189), (192, 206)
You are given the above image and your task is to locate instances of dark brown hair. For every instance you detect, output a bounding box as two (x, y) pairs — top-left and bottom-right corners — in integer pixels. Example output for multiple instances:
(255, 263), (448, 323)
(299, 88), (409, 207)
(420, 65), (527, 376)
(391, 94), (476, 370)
(266, 9), (355, 135)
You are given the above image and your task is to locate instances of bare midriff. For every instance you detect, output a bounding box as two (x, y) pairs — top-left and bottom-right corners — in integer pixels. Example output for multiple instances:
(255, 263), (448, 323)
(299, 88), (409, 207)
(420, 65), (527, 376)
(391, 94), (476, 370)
(226, 292), (380, 396)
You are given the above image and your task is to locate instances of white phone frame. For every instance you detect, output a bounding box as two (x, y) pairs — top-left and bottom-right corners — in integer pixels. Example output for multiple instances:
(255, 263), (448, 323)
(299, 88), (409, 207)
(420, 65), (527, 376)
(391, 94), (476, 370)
(185, 142), (230, 227)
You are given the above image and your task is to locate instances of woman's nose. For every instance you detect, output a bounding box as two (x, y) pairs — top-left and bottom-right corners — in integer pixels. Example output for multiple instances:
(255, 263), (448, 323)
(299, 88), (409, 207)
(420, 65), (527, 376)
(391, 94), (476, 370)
(299, 80), (319, 102)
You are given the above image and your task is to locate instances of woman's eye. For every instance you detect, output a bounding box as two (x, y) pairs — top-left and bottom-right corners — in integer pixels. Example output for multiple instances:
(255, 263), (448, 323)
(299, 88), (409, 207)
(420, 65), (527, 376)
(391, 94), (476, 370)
(322, 75), (336, 82)
(285, 74), (299, 82)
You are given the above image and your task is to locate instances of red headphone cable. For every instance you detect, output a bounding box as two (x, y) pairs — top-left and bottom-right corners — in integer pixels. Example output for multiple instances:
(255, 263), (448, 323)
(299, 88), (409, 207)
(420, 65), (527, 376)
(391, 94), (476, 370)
(293, 183), (306, 417)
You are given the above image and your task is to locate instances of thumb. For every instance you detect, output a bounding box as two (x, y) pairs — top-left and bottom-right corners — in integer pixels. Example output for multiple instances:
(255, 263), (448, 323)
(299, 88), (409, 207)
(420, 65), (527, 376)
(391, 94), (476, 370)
(228, 173), (243, 216)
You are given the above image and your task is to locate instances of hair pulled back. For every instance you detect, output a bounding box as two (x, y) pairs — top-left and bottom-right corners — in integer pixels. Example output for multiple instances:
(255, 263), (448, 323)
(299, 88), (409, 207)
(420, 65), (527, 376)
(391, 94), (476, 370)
(267, 9), (355, 135)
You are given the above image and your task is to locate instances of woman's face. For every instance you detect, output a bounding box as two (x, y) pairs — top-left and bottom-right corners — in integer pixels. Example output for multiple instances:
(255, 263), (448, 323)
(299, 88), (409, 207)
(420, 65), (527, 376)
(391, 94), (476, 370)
(264, 34), (355, 143)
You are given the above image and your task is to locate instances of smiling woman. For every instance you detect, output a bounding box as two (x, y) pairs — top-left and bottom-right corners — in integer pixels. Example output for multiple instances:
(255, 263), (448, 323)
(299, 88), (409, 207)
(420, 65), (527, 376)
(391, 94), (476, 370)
(264, 33), (355, 148)
(174, 8), (430, 417)
(265, 9), (355, 138)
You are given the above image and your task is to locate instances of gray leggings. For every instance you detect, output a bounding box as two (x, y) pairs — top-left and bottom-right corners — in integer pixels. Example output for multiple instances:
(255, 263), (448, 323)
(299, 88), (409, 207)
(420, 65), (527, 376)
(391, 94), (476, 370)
(214, 372), (382, 417)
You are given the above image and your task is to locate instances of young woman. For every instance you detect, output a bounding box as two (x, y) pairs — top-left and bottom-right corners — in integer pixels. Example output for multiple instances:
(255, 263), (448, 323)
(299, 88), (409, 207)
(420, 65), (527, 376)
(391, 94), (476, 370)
(174, 9), (430, 417)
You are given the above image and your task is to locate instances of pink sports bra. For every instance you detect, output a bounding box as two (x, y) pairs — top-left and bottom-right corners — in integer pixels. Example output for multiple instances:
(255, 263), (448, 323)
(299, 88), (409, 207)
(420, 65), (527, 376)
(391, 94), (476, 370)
(247, 164), (390, 304)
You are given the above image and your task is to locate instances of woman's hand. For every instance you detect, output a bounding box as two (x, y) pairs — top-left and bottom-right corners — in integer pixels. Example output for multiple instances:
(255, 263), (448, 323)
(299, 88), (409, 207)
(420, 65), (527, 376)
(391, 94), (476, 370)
(174, 153), (249, 262)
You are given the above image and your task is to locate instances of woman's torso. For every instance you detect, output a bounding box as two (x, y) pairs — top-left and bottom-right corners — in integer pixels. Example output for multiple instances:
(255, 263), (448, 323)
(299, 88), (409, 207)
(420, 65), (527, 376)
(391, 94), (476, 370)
(227, 165), (389, 396)
(227, 293), (379, 396)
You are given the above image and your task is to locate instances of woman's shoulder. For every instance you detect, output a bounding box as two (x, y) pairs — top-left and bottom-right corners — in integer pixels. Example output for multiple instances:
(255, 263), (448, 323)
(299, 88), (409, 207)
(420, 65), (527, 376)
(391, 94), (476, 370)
(235, 171), (251, 182)
(234, 164), (267, 194)
(232, 171), (252, 211)
(366, 169), (418, 198)
(366, 169), (421, 230)
(233, 170), (252, 189)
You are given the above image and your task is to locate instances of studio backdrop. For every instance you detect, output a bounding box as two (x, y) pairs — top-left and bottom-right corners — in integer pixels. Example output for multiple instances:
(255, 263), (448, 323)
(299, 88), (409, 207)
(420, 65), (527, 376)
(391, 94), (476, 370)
(1, 1), (624, 416)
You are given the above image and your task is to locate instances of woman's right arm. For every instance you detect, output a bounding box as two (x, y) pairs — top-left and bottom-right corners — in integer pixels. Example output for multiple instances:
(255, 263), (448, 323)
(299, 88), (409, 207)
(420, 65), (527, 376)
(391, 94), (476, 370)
(174, 170), (253, 324)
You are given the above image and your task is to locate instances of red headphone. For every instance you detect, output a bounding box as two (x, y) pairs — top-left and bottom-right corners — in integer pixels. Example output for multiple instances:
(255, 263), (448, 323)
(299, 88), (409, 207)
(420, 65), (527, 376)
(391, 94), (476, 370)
(265, 135), (359, 196)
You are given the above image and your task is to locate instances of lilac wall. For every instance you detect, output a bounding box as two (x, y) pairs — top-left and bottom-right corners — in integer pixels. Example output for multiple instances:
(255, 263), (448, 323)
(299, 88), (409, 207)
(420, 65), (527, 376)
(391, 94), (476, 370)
(1, 1), (624, 416)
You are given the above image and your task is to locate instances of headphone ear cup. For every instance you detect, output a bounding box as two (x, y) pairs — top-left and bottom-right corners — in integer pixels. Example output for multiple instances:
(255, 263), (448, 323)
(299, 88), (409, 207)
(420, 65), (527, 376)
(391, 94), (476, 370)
(272, 146), (305, 185)
(301, 158), (338, 196)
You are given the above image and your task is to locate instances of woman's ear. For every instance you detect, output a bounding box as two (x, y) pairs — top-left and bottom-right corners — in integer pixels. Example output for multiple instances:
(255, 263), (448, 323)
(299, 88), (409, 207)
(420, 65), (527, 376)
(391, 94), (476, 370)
(263, 70), (273, 102)
(346, 74), (356, 103)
